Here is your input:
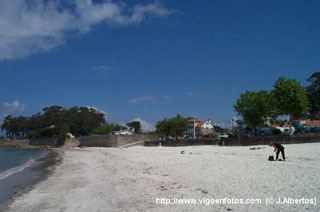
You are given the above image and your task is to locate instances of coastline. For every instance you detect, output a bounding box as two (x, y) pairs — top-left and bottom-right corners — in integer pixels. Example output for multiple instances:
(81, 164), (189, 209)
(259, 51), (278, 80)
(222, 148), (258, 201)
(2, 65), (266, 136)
(0, 149), (61, 212)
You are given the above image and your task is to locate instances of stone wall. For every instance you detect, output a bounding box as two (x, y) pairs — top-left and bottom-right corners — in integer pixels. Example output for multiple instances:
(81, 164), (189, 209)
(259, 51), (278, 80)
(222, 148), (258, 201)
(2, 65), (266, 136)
(64, 138), (80, 148)
(0, 135), (159, 148)
(0, 139), (30, 147)
(29, 138), (63, 147)
(117, 134), (158, 147)
(144, 139), (216, 147)
(80, 134), (158, 147)
(2, 134), (320, 148)
(80, 135), (118, 147)
(1, 138), (64, 147)
(144, 134), (320, 147)
(223, 134), (320, 146)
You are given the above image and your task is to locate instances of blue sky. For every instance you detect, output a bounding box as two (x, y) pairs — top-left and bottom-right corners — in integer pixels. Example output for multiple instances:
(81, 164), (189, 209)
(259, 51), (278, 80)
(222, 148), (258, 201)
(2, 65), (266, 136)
(0, 0), (319, 130)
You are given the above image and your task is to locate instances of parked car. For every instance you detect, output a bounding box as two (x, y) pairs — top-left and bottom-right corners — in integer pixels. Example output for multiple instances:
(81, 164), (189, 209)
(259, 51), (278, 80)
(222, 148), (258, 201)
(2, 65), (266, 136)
(275, 127), (295, 136)
(296, 126), (311, 134)
(240, 131), (252, 137)
(255, 127), (272, 136)
(311, 126), (320, 133)
(220, 133), (229, 139)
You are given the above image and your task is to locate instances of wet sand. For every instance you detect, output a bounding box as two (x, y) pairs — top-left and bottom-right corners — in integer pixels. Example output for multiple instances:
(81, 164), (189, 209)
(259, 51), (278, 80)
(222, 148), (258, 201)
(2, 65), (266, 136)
(0, 150), (60, 212)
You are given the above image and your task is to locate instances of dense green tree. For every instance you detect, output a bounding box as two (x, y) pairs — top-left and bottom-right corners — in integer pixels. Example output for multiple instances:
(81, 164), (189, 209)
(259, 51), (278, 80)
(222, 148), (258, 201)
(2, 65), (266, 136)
(155, 118), (171, 136)
(1, 105), (107, 138)
(92, 124), (126, 135)
(65, 106), (106, 136)
(272, 77), (310, 118)
(1, 115), (15, 138)
(234, 90), (274, 128)
(29, 113), (44, 131)
(28, 124), (70, 139)
(306, 72), (320, 113)
(42, 106), (66, 127)
(1, 115), (29, 138)
(155, 114), (188, 137)
(126, 121), (142, 133)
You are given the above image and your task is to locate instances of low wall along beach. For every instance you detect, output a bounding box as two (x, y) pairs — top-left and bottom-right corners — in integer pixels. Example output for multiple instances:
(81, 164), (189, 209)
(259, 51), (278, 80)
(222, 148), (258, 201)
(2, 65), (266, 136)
(1, 134), (158, 148)
(1, 134), (320, 148)
(144, 134), (320, 147)
(79, 134), (158, 147)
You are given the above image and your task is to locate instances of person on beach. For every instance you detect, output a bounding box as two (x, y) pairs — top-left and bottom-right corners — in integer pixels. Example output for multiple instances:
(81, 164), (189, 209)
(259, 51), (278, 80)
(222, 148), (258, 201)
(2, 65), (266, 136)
(269, 142), (285, 161)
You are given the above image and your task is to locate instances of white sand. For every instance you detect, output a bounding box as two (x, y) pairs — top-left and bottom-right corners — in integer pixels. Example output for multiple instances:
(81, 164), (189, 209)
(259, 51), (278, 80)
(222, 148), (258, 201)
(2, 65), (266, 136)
(7, 143), (320, 212)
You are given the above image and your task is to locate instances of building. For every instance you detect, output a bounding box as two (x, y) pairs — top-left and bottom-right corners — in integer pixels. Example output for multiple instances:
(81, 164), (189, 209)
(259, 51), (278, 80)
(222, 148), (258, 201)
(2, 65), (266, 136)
(196, 120), (214, 136)
(186, 118), (200, 137)
(303, 120), (320, 128)
(186, 118), (214, 137)
(113, 129), (134, 135)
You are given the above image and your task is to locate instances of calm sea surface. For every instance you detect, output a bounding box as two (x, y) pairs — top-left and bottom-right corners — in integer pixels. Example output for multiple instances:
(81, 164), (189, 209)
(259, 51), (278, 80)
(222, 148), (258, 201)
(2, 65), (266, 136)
(0, 148), (47, 204)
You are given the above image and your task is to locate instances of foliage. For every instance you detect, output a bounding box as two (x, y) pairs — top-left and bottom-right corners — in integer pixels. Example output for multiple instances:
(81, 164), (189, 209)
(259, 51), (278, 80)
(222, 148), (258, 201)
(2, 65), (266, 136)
(1, 115), (28, 138)
(65, 106), (106, 136)
(92, 124), (126, 135)
(155, 114), (188, 137)
(28, 125), (70, 139)
(1, 106), (106, 139)
(126, 121), (142, 133)
(234, 90), (274, 128)
(306, 72), (320, 113)
(234, 77), (310, 130)
(271, 77), (310, 118)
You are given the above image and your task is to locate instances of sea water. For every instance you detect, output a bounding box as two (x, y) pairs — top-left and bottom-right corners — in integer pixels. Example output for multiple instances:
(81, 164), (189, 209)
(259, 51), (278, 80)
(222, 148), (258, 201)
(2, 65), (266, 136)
(0, 148), (47, 204)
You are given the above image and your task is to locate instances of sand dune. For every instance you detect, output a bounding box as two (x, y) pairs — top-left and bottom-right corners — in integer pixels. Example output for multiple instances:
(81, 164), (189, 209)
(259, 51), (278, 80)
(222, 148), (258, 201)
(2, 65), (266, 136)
(7, 143), (320, 212)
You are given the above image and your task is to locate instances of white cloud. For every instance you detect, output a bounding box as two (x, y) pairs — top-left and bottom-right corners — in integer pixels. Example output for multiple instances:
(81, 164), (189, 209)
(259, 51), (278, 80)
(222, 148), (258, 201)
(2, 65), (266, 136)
(0, 100), (27, 121)
(129, 95), (155, 104)
(163, 94), (172, 99)
(186, 92), (213, 98)
(0, 0), (172, 60)
(3, 100), (26, 113)
(131, 118), (155, 132)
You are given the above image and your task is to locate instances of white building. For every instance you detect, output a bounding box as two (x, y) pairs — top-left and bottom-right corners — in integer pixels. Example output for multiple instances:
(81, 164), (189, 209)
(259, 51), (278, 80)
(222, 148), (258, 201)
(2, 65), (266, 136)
(196, 120), (214, 136)
(113, 129), (134, 135)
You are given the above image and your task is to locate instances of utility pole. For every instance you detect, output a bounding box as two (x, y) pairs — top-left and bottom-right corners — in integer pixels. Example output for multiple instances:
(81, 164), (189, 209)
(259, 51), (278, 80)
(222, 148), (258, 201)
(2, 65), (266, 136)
(193, 116), (196, 139)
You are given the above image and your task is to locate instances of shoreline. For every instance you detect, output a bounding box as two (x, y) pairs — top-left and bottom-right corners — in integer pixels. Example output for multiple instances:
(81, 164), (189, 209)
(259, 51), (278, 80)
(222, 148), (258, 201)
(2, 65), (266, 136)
(0, 149), (62, 212)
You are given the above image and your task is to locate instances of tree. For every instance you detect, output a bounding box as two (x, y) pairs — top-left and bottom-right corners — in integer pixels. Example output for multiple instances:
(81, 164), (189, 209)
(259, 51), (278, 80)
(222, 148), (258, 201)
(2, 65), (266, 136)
(28, 125), (70, 139)
(272, 77), (310, 118)
(1, 115), (29, 138)
(65, 106), (106, 136)
(1, 115), (15, 138)
(1, 105), (107, 139)
(92, 124), (126, 135)
(126, 121), (141, 133)
(306, 72), (320, 113)
(155, 114), (188, 137)
(234, 90), (274, 129)
(155, 118), (171, 136)
(42, 106), (67, 127)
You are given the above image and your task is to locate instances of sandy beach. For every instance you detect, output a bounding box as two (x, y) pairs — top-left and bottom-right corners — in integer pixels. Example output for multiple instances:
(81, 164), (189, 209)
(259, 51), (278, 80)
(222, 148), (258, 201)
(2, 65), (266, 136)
(6, 143), (320, 212)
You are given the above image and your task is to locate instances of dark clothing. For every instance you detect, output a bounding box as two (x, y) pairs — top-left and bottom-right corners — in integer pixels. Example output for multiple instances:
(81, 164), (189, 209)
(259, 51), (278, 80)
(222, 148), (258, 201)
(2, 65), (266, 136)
(274, 143), (285, 160)
(276, 149), (285, 160)
(274, 143), (284, 150)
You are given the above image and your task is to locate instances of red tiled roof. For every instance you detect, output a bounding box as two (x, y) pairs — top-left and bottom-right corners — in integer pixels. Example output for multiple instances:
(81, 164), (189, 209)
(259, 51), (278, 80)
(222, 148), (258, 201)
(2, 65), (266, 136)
(196, 121), (206, 127)
(188, 118), (200, 123)
(303, 120), (320, 127)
